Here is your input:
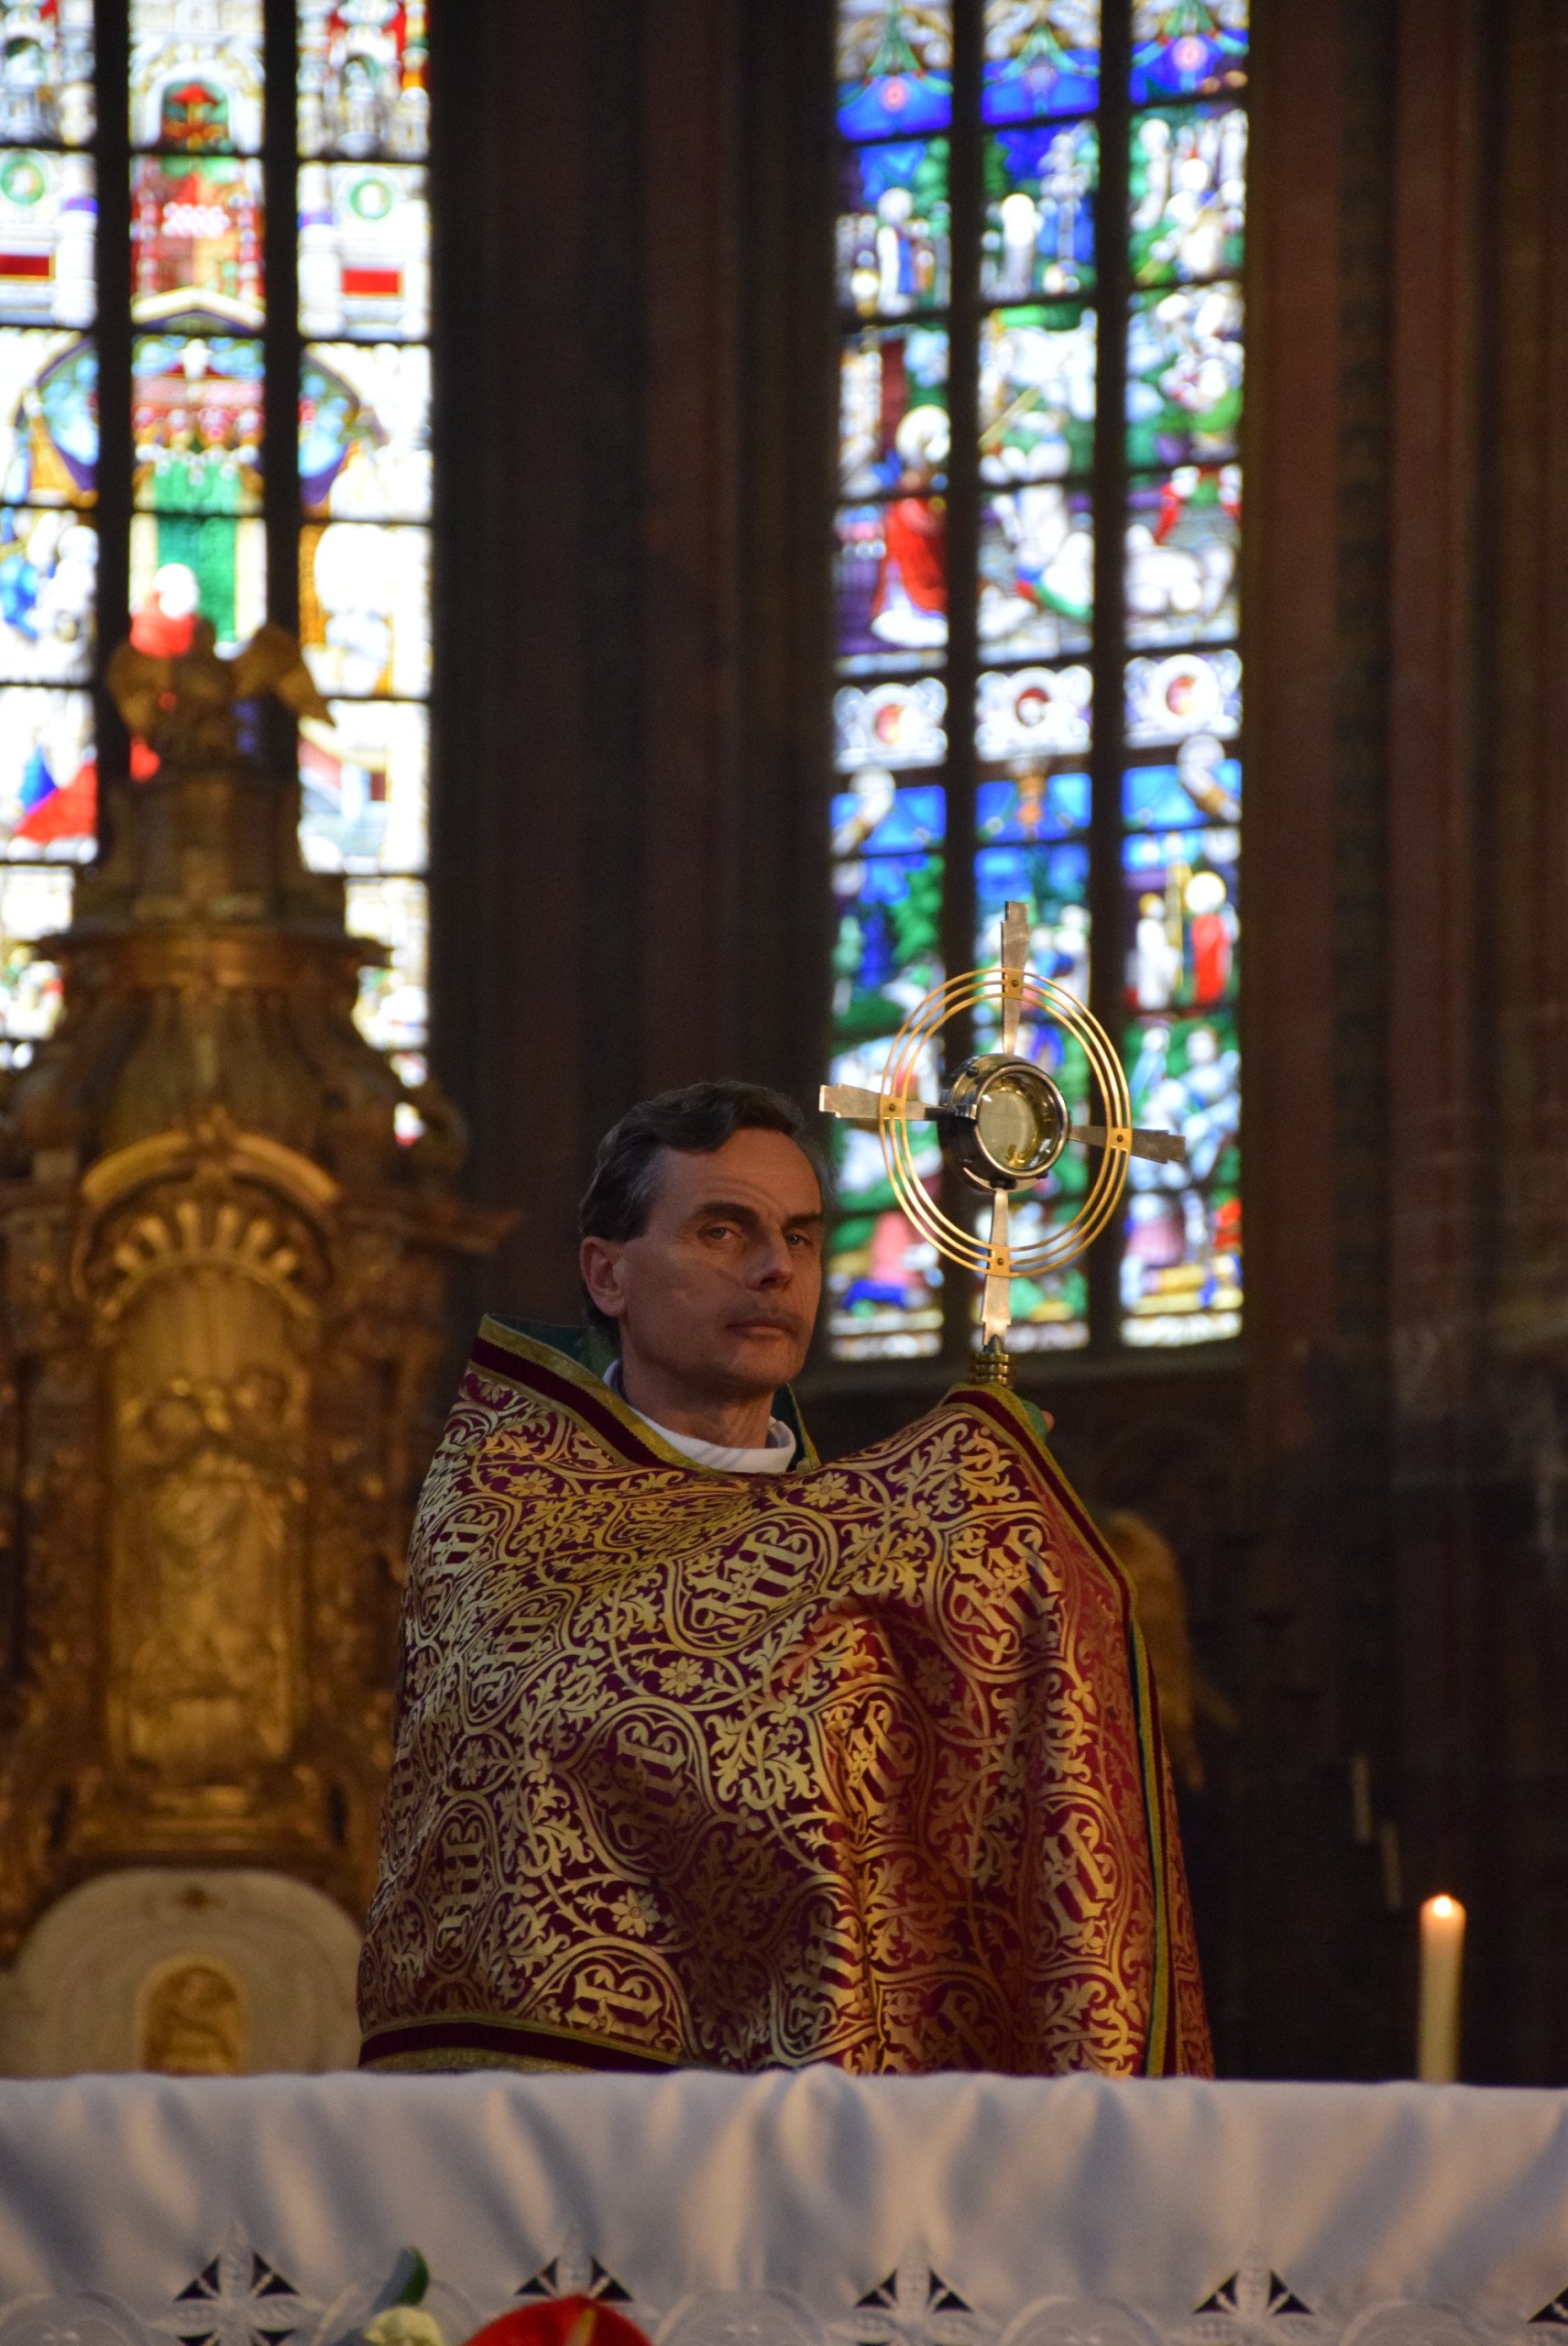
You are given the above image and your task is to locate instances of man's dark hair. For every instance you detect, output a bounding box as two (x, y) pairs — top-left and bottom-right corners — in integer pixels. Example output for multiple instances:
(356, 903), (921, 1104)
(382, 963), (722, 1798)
(578, 1080), (827, 1340)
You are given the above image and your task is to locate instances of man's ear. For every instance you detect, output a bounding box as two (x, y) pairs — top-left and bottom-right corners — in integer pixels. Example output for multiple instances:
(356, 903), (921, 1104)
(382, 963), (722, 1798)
(579, 1234), (629, 1322)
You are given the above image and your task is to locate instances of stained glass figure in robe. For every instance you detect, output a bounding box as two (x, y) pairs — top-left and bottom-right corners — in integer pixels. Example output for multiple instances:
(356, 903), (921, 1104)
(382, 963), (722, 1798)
(978, 483), (1092, 657)
(838, 137), (949, 318)
(1123, 749), (1239, 1013)
(0, 2), (94, 148)
(1122, 1008), (1240, 1343)
(0, 328), (96, 502)
(299, 519), (428, 696)
(839, 322), (948, 498)
(300, 340), (428, 519)
(1124, 464), (1239, 645)
(837, 495), (947, 670)
(0, 506), (93, 678)
(982, 123), (1097, 301)
(128, 0), (265, 154)
(1125, 281), (1241, 468)
(0, 685), (93, 853)
(983, 1), (1100, 124)
(1128, 104), (1245, 286)
(981, 303), (1096, 484)
(297, 2), (429, 162)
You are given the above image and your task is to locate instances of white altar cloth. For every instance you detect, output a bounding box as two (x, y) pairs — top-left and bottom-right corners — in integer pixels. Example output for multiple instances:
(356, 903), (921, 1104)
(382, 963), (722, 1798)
(1, 2070), (1566, 2346)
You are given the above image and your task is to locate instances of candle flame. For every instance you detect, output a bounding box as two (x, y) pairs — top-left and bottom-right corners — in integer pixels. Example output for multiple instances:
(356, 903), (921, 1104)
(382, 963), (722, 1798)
(1424, 1894), (1463, 1920)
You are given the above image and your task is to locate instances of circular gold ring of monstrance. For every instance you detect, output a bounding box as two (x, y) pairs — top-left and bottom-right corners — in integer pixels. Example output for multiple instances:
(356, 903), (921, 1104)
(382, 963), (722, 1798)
(820, 901), (1188, 1384)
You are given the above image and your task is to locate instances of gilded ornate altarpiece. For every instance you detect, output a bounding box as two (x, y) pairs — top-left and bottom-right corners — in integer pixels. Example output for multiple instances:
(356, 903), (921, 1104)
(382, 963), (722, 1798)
(0, 625), (508, 1958)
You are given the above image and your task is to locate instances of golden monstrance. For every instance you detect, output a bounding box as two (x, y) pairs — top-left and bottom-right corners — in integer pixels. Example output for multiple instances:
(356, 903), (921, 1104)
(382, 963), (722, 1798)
(821, 900), (1187, 1381)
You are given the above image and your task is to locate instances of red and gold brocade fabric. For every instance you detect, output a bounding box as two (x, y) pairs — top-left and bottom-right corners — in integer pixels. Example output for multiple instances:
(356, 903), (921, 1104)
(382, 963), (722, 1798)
(357, 1320), (1212, 2077)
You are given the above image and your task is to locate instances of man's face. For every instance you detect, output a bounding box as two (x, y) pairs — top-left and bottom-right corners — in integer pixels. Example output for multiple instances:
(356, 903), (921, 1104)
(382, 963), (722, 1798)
(581, 1129), (825, 1401)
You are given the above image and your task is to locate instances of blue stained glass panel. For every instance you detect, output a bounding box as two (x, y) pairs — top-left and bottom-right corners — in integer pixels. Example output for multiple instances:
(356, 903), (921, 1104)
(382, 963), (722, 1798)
(837, 498), (947, 673)
(1125, 465), (1240, 646)
(983, 1), (1100, 124)
(298, 2), (430, 162)
(831, 776), (944, 857)
(1126, 281), (1242, 468)
(978, 484), (1093, 660)
(1125, 646), (1240, 742)
(301, 340), (429, 521)
(1124, 744), (1240, 828)
(837, 0), (953, 138)
(0, 5), (93, 147)
(835, 675), (947, 770)
(1130, 1), (1247, 103)
(838, 138), (949, 319)
(980, 303), (1097, 483)
(983, 122), (1097, 299)
(0, 329), (95, 505)
(1122, 1009), (1241, 1343)
(0, 152), (94, 328)
(0, 506), (93, 681)
(975, 661), (1091, 759)
(840, 323), (949, 497)
(1124, 822), (1238, 1013)
(978, 767), (1091, 841)
(1129, 104), (1245, 286)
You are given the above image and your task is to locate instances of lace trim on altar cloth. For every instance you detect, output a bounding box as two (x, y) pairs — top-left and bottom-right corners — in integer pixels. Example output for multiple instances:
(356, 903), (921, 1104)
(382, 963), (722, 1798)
(5, 2230), (1563, 2346)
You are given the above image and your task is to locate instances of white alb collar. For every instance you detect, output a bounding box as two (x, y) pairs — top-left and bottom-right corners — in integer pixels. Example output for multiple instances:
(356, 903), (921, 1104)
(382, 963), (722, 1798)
(602, 1357), (796, 1475)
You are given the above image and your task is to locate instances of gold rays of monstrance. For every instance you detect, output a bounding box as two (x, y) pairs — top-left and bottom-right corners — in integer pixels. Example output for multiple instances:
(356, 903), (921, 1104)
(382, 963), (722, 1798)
(821, 901), (1187, 1381)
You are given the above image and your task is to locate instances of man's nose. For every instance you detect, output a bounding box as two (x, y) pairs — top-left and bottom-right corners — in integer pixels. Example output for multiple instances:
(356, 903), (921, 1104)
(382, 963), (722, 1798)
(749, 1233), (792, 1286)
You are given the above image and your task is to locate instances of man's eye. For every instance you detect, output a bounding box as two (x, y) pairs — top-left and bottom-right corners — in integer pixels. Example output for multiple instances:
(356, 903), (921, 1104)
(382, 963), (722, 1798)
(702, 1223), (736, 1242)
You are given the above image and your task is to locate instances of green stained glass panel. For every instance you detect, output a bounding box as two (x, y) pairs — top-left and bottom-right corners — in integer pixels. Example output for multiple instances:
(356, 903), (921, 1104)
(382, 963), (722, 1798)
(133, 333), (263, 513)
(1125, 281), (1241, 468)
(839, 323), (949, 498)
(979, 303), (1096, 484)
(1129, 104), (1245, 287)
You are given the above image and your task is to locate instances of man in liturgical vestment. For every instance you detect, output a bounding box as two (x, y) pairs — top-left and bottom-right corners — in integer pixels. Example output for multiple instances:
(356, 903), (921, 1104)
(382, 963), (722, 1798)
(357, 1081), (1212, 2077)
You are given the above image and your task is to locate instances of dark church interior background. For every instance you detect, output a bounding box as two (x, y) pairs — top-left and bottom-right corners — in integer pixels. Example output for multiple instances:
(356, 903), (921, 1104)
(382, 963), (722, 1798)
(0, 0), (1566, 2087)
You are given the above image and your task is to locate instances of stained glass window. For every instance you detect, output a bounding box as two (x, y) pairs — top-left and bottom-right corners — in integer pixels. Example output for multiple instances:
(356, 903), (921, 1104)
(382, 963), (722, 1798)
(828, 0), (1246, 1359)
(0, 1), (434, 1079)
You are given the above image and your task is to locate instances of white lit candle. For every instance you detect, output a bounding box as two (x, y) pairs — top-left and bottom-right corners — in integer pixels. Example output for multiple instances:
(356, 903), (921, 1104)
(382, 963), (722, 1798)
(1418, 1893), (1465, 2082)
